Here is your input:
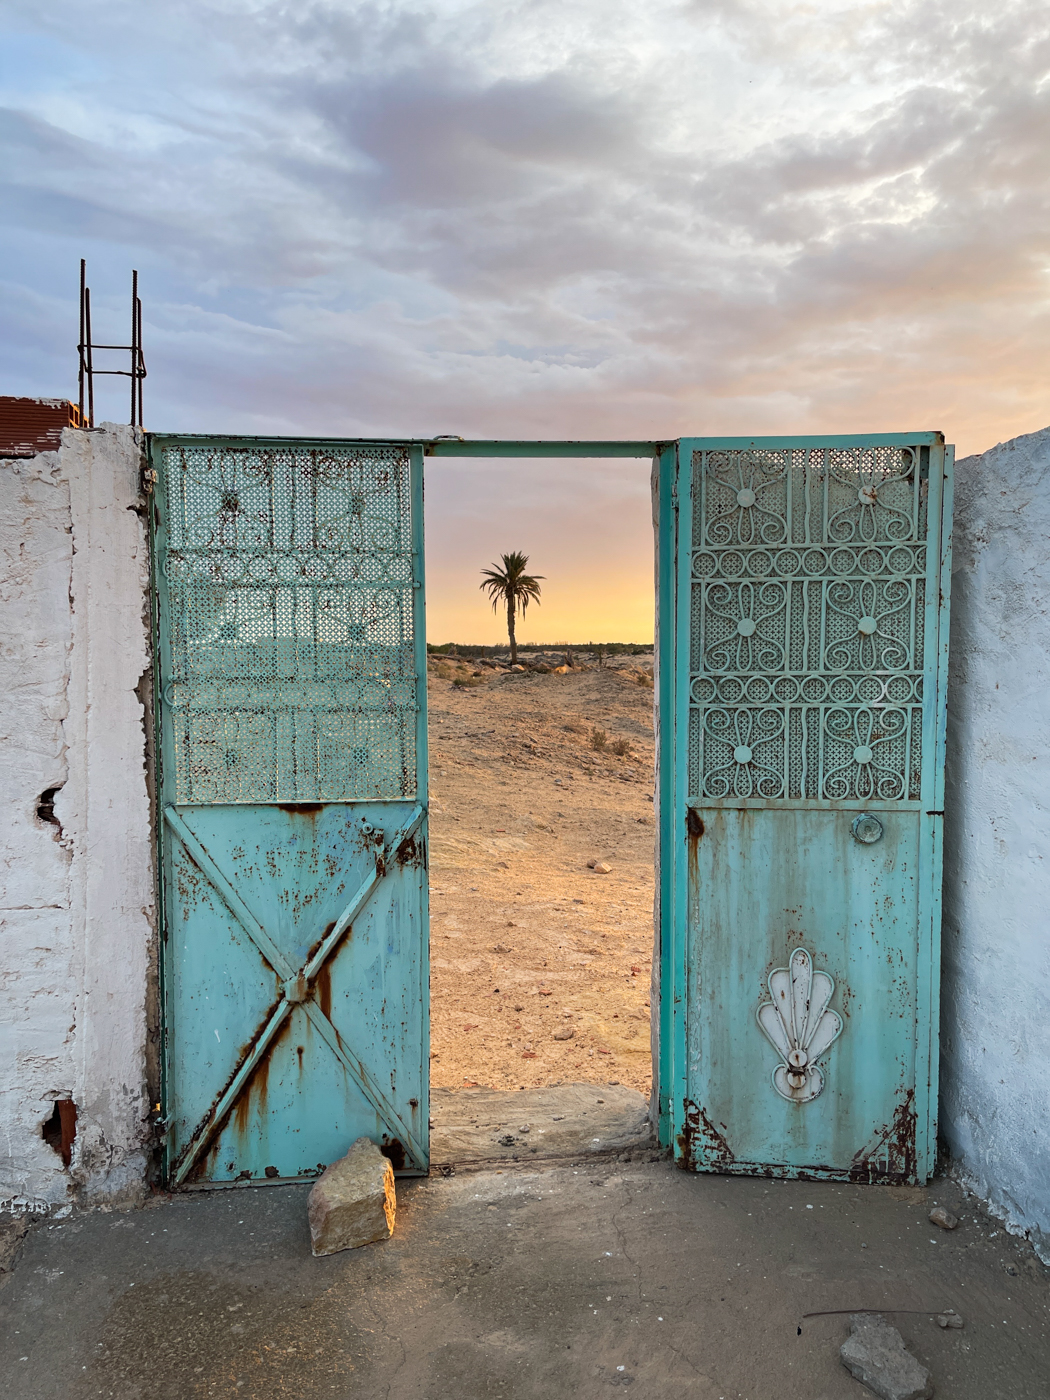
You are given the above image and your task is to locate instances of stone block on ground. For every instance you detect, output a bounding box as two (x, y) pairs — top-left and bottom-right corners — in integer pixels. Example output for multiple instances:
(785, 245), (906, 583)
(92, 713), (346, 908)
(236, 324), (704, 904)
(839, 1314), (933, 1400)
(307, 1138), (395, 1257)
(430, 1082), (652, 1165)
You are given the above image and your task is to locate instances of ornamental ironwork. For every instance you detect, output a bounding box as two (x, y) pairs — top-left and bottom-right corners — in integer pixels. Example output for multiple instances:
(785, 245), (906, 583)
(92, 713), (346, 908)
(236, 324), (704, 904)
(159, 442), (416, 803)
(689, 446), (929, 802)
(757, 947), (843, 1103)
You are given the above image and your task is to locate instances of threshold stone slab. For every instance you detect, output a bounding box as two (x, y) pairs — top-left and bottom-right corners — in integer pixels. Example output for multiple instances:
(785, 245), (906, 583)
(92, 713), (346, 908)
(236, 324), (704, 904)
(308, 1138), (396, 1257)
(840, 1314), (933, 1400)
(431, 1082), (652, 1164)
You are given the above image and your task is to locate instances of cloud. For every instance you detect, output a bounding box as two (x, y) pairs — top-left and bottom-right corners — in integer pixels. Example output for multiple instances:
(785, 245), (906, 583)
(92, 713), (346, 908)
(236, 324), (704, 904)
(1, 0), (1048, 633)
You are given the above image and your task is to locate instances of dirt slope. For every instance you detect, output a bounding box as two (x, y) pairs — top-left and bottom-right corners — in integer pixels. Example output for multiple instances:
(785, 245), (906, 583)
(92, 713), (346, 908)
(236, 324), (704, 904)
(426, 654), (656, 1096)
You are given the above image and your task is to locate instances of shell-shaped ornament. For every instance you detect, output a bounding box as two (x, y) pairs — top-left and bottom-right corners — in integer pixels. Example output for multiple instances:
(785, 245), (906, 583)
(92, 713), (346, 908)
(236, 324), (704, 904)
(756, 947), (843, 1103)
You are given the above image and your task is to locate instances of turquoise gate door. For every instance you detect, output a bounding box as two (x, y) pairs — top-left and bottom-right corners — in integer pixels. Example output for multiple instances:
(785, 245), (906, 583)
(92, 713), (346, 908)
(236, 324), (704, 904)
(658, 434), (953, 1182)
(150, 435), (429, 1184)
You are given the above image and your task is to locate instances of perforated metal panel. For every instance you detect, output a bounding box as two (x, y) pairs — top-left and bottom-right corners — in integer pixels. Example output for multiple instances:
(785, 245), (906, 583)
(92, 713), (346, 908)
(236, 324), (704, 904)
(688, 445), (929, 804)
(158, 440), (417, 803)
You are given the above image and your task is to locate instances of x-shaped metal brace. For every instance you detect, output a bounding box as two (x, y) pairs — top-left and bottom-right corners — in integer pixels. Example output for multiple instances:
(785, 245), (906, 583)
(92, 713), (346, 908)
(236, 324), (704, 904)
(165, 803), (426, 1184)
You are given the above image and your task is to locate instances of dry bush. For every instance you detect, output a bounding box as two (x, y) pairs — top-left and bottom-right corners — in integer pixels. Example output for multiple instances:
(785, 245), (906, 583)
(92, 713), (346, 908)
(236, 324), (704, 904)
(452, 675), (485, 688)
(590, 727), (608, 751)
(610, 736), (633, 758)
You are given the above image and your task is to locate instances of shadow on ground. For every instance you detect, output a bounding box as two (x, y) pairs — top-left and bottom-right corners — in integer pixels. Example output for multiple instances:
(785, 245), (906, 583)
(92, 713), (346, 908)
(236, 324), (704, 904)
(2, 1160), (1047, 1399)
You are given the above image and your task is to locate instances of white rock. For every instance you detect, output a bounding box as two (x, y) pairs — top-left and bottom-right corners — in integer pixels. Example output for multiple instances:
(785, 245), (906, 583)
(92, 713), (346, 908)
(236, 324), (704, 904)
(592, 862), (612, 874)
(307, 1137), (396, 1256)
(928, 1206), (959, 1230)
(840, 1314), (933, 1400)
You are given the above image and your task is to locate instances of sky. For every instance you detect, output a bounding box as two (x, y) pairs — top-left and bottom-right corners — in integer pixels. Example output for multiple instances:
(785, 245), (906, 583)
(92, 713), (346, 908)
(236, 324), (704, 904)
(2, 1), (1048, 642)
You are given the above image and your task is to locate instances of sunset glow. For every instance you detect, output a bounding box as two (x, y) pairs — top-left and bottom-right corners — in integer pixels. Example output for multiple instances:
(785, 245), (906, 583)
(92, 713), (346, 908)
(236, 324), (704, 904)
(2, 1), (1047, 636)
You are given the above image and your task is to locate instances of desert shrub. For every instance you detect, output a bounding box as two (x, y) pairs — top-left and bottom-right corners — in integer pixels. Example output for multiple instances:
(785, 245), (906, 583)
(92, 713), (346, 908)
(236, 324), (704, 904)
(590, 728), (608, 751)
(610, 736), (632, 757)
(635, 670), (654, 688)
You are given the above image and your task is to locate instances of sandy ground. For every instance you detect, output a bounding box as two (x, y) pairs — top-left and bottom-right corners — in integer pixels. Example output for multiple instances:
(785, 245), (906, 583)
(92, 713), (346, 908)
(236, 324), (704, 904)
(426, 652), (656, 1097)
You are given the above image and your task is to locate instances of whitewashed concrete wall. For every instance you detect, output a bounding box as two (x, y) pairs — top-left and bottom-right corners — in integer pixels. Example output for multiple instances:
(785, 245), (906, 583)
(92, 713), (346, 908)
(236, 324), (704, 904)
(0, 425), (153, 1212)
(942, 424), (1050, 1263)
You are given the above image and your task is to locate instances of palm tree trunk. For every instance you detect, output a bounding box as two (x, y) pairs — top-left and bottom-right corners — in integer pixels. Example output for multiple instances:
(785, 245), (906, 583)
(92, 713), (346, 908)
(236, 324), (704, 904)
(507, 596), (517, 664)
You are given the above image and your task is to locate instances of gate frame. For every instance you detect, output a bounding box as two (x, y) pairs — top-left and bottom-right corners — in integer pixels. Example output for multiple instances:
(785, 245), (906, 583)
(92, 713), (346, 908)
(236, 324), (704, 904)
(146, 431), (950, 1185)
(657, 433), (954, 1179)
(146, 434), (662, 1185)
(147, 434), (436, 1182)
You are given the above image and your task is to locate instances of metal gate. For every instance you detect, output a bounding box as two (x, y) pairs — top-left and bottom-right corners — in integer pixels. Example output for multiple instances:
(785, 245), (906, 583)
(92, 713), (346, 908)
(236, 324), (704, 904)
(657, 433), (953, 1182)
(149, 435), (429, 1184)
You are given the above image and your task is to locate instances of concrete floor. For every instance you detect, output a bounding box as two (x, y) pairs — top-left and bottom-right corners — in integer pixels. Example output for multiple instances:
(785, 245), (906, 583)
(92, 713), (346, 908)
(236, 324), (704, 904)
(2, 1160), (1048, 1400)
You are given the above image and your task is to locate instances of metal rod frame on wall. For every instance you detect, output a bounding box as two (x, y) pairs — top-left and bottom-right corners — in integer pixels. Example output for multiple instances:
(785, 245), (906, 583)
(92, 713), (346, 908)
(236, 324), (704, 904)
(77, 258), (147, 429)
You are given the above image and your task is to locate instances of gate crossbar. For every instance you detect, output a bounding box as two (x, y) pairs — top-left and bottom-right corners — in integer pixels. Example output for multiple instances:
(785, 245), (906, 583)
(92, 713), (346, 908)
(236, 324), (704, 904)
(165, 805), (427, 1183)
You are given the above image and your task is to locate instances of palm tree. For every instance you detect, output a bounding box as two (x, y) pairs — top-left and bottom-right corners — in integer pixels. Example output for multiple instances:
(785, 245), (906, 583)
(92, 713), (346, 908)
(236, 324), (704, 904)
(479, 552), (543, 664)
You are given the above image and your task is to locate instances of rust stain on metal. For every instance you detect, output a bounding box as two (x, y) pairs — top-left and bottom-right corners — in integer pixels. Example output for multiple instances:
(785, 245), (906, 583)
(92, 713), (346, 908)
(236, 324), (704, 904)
(686, 807), (705, 841)
(233, 1027), (274, 1141)
(849, 1088), (917, 1184)
(306, 920), (337, 966)
(696, 1105), (735, 1169)
(380, 1137), (406, 1172)
(316, 961), (332, 1021)
(677, 1099), (735, 1171)
(396, 833), (425, 869)
(276, 803), (324, 816)
(174, 995), (284, 1184)
(676, 1099), (700, 1168)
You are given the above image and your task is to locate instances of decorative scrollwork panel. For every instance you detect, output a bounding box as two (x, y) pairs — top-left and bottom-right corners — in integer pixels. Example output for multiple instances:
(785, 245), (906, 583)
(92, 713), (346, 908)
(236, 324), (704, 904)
(689, 446), (931, 804)
(692, 446), (929, 549)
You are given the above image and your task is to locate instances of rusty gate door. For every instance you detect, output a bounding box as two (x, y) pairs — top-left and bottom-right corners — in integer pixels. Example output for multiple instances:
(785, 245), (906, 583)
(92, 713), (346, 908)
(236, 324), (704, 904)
(150, 435), (429, 1184)
(658, 434), (953, 1182)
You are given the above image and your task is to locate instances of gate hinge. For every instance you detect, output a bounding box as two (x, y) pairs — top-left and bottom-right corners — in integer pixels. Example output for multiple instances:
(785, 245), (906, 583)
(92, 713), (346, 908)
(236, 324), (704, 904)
(142, 466), (158, 493)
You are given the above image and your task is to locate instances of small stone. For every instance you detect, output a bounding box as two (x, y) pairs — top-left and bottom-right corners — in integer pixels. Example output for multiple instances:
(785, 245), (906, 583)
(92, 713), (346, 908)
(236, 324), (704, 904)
(509, 664), (525, 672)
(553, 1026), (575, 1040)
(928, 1206), (959, 1230)
(592, 862), (612, 874)
(840, 1314), (933, 1400)
(307, 1138), (395, 1257)
(937, 1313), (964, 1329)
(518, 1124), (530, 1133)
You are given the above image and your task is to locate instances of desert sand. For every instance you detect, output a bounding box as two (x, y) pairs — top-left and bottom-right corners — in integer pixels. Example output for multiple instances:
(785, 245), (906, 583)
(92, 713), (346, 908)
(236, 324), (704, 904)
(426, 651), (656, 1097)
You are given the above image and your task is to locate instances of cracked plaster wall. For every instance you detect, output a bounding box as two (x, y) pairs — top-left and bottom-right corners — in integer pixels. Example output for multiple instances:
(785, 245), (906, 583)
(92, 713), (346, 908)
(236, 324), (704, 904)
(0, 425), (153, 1211)
(942, 424), (1050, 1263)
